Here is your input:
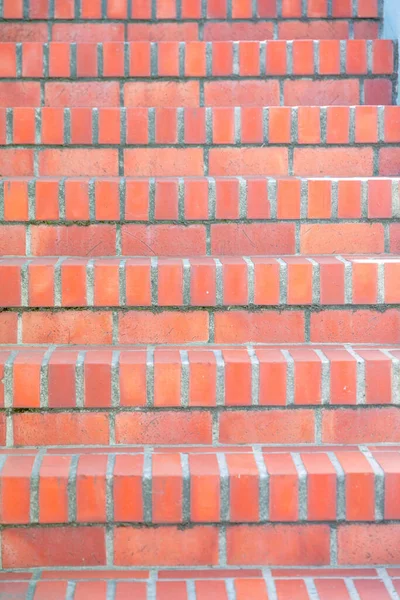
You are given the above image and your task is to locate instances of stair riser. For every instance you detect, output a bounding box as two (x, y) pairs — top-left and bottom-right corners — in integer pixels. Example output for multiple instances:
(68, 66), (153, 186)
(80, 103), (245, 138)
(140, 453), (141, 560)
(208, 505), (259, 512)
(0, 448), (396, 525)
(0, 21), (383, 44)
(2, 523), (400, 569)
(2, 346), (399, 408)
(0, 572), (398, 600)
(1, 222), (399, 256)
(1, 308), (400, 344)
(1, 176), (399, 224)
(0, 0), (384, 21)
(2, 407), (400, 446)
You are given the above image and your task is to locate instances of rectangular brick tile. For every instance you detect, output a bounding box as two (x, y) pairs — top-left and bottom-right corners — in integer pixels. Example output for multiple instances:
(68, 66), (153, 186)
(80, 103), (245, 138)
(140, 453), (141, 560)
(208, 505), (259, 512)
(39, 149), (119, 176)
(310, 309), (400, 343)
(219, 410), (315, 443)
(294, 148), (373, 176)
(114, 526), (218, 566)
(30, 225), (116, 256)
(121, 224), (206, 256)
(211, 223), (295, 254)
(209, 148), (288, 176)
(204, 81), (279, 106)
(124, 148), (203, 176)
(13, 413), (109, 446)
(2, 527), (106, 568)
(118, 311), (208, 344)
(45, 82), (120, 107)
(284, 79), (359, 105)
(22, 311), (113, 344)
(322, 408), (400, 443)
(124, 81), (199, 107)
(115, 411), (212, 444)
(300, 223), (384, 254)
(227, 525), (330, 565)
(338, 524), (400, 565)
(214, 311), (304, 343)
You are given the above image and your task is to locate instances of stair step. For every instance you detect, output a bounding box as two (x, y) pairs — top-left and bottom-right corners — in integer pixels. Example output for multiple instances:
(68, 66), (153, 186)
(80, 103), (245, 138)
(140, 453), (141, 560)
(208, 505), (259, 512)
(0, 0), (383, 21)
(0, 176), (398, 225)
(0, 21), (383, 44)
(1, 569), (399, 599)
(2, 255), (400, 308)
(0, 41), (394, 111)
(1, 344), (400, 446)
(1, 445), (400, 569)
(3, 105), (400, 148)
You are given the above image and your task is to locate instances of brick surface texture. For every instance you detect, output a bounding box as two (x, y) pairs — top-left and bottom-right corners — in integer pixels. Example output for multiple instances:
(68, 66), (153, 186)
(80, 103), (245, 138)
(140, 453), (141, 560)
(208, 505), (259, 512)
(0, 0), (400, 594)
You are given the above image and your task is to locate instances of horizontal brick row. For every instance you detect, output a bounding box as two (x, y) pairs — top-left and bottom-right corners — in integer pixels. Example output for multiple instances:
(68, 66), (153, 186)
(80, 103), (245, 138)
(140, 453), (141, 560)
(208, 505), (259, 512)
(5, 105), (400, 147)
(1, 571), (399, 600)
(1, 222), (399, 256)
(0, 0), (383, 20)
(1, 308), (400, 344)
(2, 255), (400, 308)
(5, 146), (400, 177)
(0, 40), (393, 79)
(3, 406), (400, 446)
(2, 344), (399, 408)
(0, 20), (383, 44)
(1, 79), (393, 109)
(1, 176), (399, 223)
(0, 448), (396, 525)
(3, 523), (400, 568)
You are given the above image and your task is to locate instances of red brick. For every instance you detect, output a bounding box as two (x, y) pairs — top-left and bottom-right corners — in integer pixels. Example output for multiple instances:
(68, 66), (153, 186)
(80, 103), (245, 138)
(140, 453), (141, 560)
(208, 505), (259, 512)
(338, 524), (400, 565)
(346, 40), (367, 74)
(22, 311), (113, 344)
(158, 258), (184, 305)
(336, 452), (375, 521)
(239, 42), (260, 75)
(12, 107), (36, 144)
(205, 22), (274, 41)
(45, 82), (120, 107)
(47, 351), (78, 408)
(155, 108), (177, 143)
(65, 179), (90, 220)
(125, 148), (203, 176)
(214, 311), (304, 343)
(352, 262), (378, 304)
(185, 41), (206, 76)
(125, 179), (149, 220)
(190, 258), (216, 306)
(380, 148), (400, 176)
(190, 454), (220, 522)
(0, 149), (34, 176)
(285, 258), (313, 304)
(2, 0), (23, 17)
(0, 82), (41, 106)
(49, 42), (71, 77)
(13, 351), (43, 408)
(209, 148), (288, 176)
(39, 149), (118, 176)
(391, 224), (400, 252)
(373, 39), (394, 74)
(326, 107), (350, 143)
(368, 179), (393, 218)
(355, 106), (378, 143)
(374, 453), (400, 519)
(205, 81), (279, 106)
(53, 23), (124, 42)
(77, 455), (107, 523)
(119, 351), (147, 407)
(128, 23), (198, 41)
(292, 40), (314, 75)
(119, 311), (208, 344)
(255, 349), (286, 405)
(114, 455), (144, 522)
(184, 108), (206, 144)
(70, 107), (92, 144)
(125, 259), (151, 306)
(39, 456), (70, 524)
(279, 20), (348, 39)
(0, 313), (18, 343)
(364, 78), (393, 105)
(35, 179), (60, 219)
(219, 409), (315, 443)
(3, 180), (29, 220)
(269, 107), (291, 143)
(285, 80), (359, 106)
(0, 43), (16, 77)
(124, 81), (199, 107)
(266, 40), (287, 74)
(188, 350), (217, 407)
(84, 350), (113, 407)
(76, 43), (97, 76)
(294, 148), (373, 176)
(152, 454), (183, 523)
(227, 525), (330, 565)
(322, 408), (400, 443)
(300, 223), (384, 253)
(311, 309), (400, 343)
(226, 454), (259, 522)
(114, 527), (218, 566)
(2, 527), (106, 568)
(0, 456), (34, 524)
(115, 411), (212, 444)
(61, 259), (86, 306)
(154, 350), (181, 407)
(264, 454), (298, 521)
(121, 224), (206, 256)
(30, 225), (116, 256)
(154, 179), (179, 219)
(0, 260), (21, 306)
(337, 180), (362, 218)
(302, 453), (337, 521)
(13, 413), (109, 446)
(307, 180), (332, 218)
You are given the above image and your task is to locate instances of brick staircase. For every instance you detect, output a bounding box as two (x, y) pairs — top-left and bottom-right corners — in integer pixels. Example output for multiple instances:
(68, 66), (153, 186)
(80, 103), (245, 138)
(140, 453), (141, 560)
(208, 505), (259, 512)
(1, 0), (400, 598)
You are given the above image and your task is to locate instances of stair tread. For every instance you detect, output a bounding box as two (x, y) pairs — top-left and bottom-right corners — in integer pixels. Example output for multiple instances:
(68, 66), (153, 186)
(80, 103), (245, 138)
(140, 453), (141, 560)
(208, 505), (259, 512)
(1, 568), (398, 600)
